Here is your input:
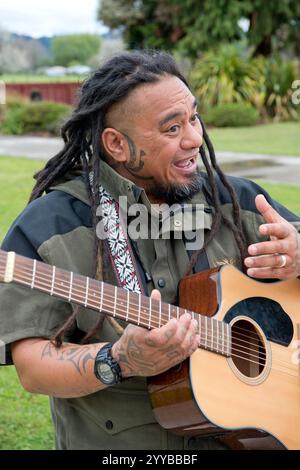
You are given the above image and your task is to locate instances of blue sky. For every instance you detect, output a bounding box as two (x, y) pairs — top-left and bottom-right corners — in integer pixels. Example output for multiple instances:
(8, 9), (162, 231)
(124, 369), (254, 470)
(0, 0), (107, 37)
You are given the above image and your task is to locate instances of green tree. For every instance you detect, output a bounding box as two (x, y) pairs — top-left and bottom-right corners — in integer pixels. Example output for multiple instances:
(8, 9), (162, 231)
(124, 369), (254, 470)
(247, 0), (300, 56)
(52, 34), (101, 66)
(99, 0), (184, 50)
(98, 0), (300, 58)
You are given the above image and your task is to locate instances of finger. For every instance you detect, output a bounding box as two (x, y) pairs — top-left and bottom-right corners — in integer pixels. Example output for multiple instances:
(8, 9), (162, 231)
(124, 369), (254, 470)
(146, 317), (178, 346)
(245, 253), (291, 269)
(248, 239), (289, 256)
(247, 266), (294, 279)
(180, 319), (198, 352)
(258, 223), (290, 239)
(150, 288), (161, 301)
(255, 194), (285, 224)
(176, 314), (194, 342)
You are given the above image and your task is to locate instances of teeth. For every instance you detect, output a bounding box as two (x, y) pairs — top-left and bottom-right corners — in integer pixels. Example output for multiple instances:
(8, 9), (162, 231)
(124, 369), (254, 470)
(175, 158), (193, 168)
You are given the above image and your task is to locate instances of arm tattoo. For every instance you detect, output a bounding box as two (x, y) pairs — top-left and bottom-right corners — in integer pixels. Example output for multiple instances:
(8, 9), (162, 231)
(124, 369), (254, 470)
(41, 342), (97, 376)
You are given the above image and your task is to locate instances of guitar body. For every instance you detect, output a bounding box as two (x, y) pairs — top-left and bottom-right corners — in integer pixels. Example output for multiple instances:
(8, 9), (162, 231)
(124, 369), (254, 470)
(148, 265), (300, 450)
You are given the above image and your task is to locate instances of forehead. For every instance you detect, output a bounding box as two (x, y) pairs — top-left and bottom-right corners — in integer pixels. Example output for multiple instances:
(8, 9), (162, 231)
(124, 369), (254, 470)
(129, 75), (195, 122)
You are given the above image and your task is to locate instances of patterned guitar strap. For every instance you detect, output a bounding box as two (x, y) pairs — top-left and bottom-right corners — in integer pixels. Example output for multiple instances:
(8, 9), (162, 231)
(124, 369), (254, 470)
(92, 178), (145, 336)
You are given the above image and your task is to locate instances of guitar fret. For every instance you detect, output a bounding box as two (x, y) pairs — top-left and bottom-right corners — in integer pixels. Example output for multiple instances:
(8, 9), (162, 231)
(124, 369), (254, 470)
(99, 282), (104, 311)
(216, 320), (219, 353)
(84, 277), (89, 307)
(211, 319), (214, 351)
(68, 271), (73, 301)
(50, 266), (55, 295)
(31, 259), (36, 289)
(205, 316), (208, 349)
(113, 286), (117, 317)
(168, 304), (171, 321)
(126, 290), (130, 322)
(158, 301), (162, 328)
(176, 306), (180, 319)
(148, 297), (152, 329)
(138, 293), (141, 325)
(137, 294), (141, 326)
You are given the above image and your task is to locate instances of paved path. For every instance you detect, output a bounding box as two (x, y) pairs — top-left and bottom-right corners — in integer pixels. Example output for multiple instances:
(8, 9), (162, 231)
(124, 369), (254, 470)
(0, 135), (62, 160)
(0, 135), (299, 185)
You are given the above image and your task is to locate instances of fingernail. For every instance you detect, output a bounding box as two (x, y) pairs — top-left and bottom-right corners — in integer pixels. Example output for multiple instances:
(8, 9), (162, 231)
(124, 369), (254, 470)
(247, 269), (255, 277)
(245, 258), (253, 267)
(249, 246), (257, 255)
(260, 225), (267, 234)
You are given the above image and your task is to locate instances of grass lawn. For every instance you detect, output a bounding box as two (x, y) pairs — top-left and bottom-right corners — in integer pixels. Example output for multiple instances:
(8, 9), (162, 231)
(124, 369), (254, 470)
(0, 367), (54, 450)
(208, 122), (300, 156)
(1, 74), (83, 83)
(253, 181), (300, 215)
(0, 155), (54, 450)
(0, 155), (299, 449)
(0, 156), (45, 241)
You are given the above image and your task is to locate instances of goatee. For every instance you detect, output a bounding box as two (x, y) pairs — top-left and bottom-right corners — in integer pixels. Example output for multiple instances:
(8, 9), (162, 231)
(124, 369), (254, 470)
(148, 171), (203, 205)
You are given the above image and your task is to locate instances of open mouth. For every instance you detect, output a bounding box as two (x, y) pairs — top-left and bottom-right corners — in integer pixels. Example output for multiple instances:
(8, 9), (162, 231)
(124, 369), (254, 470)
(173, 156), (198, 172)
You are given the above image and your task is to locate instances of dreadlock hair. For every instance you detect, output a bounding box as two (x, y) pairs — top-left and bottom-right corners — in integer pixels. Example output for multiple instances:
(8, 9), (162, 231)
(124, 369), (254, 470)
(28, 49), (247, 347)
(184, 116), (248, 276)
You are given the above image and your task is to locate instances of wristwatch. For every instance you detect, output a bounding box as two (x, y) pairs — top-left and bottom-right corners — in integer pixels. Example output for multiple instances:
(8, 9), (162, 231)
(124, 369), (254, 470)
(94, 343), (123, 385)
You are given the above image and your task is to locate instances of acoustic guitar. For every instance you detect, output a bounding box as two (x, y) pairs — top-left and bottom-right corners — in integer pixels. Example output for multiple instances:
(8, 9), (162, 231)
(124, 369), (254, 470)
(1, 249), (300, 450)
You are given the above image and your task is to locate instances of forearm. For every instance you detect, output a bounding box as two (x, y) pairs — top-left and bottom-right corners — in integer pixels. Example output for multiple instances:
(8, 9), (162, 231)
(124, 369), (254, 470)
(12, 338), (109, 398)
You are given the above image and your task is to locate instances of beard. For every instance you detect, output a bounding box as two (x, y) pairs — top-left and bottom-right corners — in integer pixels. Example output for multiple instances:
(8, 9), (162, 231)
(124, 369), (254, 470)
(148, 171), (203, 205)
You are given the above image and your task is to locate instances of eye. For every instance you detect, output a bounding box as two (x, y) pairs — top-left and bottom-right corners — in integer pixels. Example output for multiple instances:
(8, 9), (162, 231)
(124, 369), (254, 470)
(167, 124), (180, 133)
(191, 113), (200, 123)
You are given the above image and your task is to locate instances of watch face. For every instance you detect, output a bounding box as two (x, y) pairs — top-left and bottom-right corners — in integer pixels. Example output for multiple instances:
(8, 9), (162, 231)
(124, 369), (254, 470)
(98, 363), (115, 383)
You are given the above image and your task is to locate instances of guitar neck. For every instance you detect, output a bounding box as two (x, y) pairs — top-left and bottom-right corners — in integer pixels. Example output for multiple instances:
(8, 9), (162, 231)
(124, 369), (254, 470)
(0, 250), (231, 357)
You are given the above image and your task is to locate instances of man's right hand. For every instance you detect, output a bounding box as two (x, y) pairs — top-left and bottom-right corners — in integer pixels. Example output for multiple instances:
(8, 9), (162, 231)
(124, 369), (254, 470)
(111, 289), (200, 378)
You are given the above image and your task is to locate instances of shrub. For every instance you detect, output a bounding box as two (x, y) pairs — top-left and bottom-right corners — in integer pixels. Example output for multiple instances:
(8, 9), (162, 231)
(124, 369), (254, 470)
(0, 101), (71, 135)
(190, 45), (260, 109)
(202, 102), (259, 127)
(259, 57), (299, 121)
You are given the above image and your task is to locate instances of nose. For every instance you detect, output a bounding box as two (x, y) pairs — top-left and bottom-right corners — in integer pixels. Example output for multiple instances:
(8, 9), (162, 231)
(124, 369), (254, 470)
(181, 121), (203, 150)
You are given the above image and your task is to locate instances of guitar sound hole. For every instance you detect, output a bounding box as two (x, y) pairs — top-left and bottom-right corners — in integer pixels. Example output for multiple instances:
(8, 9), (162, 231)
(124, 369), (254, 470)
(231, 320), (266, 378)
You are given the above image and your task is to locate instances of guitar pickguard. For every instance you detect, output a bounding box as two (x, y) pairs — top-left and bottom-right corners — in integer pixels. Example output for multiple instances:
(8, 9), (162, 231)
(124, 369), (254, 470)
(223, 296), (294, 346)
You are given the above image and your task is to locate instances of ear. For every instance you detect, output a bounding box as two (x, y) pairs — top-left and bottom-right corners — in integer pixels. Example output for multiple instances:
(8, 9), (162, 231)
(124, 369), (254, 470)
(101, 128), (128, 163)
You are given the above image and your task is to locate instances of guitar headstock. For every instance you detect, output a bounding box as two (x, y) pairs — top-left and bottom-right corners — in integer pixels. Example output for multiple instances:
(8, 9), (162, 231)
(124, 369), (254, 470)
(0, 250), (14, 283)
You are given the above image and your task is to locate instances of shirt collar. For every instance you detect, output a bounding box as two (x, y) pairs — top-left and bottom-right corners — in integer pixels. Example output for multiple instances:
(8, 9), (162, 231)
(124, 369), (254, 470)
(99, 159), (143, 206)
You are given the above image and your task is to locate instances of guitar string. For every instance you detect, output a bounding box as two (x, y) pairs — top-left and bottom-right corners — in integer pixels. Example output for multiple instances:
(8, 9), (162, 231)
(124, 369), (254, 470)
(0, 254), (274, 344)
(7, 272), (300, 378)
(8, 270), (300, 374)
(9, 263), (290, 361)
(0, 257), (294, 364)
(0, 256), (298, 371)
(0, 255), (272, 346)
(1, 273), (299, 377)
(10, 266), (268, 359)
(0, 258), (295, 367)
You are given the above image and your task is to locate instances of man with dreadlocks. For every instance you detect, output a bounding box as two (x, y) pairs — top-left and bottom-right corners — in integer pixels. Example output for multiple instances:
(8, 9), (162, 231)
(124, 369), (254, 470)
(1, 50), (300, 450)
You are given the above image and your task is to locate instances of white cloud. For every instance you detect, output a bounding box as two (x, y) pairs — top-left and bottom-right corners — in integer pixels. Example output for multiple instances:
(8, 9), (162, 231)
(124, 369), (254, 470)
(0, 0), (107, 37)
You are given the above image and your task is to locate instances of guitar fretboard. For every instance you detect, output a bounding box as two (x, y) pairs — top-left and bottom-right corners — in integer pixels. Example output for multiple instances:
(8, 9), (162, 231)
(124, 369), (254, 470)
(0, 250), (232, 357)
